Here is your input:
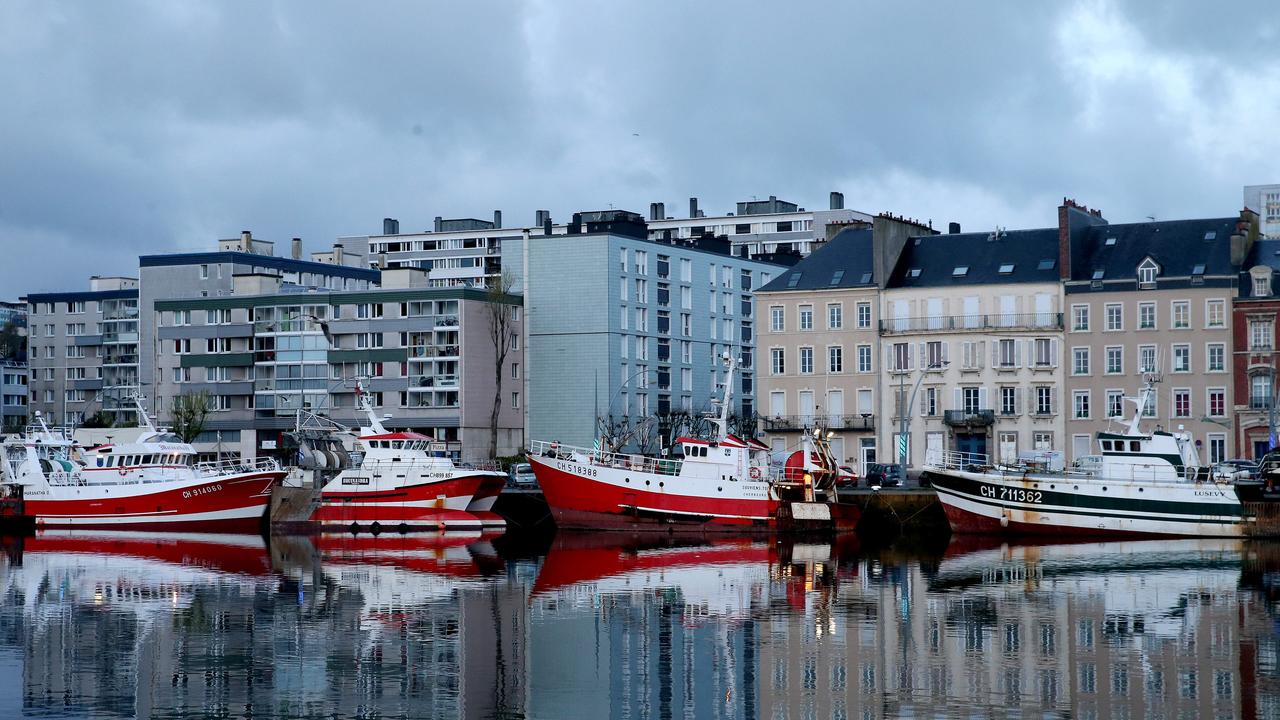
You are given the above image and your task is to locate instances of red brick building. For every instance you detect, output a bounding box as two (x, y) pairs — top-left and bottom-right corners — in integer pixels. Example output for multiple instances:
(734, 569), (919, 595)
(1234, 238), (1280, 458)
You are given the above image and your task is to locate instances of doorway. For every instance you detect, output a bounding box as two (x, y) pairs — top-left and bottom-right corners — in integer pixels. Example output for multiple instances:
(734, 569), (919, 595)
(956, 432), (987, 458)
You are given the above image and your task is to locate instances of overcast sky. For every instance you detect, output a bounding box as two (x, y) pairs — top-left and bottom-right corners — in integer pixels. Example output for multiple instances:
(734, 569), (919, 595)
(2, 0), (1278, 295)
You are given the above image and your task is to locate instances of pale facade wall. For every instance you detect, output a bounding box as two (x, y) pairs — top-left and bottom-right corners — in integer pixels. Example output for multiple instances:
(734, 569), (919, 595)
(878, 282), (1064, 467)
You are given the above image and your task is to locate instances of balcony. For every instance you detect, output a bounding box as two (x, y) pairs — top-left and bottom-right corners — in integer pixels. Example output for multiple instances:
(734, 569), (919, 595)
(409, 345), (460, 359)
(880, 312), (1063, 335)
(410, 375), (459, 389)
(762, 414), (875, 432)
(943, 409), (996, 427)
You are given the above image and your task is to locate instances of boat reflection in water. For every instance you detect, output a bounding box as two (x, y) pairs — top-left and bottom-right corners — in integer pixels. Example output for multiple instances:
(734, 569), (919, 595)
(0, 531), (1277, 718)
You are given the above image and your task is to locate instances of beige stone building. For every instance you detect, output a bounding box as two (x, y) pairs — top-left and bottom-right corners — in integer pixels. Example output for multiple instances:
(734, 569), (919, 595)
(879, 227), (1065, 466)
(1058, 202), (1258, 462)
(756, 227), (880, 471)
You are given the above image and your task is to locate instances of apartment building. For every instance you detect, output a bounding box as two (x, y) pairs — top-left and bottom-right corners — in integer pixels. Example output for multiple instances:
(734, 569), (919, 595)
(1060, 201), (1256, 462)
(153, 267), (522, 462)
(1244, 184), (1280, 238)
(360, 213), (533, 290)
(1233, 238), (1280, 458)
(881, 228), (1064, 466)
(644, 192), (871, 258)
(755, 226), (880, 470)
(0, 300), (28, 432)
(525, 210), (784, 448)
(25, 277), (139, 426)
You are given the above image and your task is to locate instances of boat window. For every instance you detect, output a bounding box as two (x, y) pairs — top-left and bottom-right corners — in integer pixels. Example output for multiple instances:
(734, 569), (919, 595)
(96, 458), (103, 467)
(1100, 441), (1111, 452)
(1129, 441), (1140, 452)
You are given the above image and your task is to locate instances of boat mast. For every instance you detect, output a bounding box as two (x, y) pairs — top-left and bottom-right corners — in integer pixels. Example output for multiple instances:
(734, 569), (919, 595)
(710, 352), (735, 442)
(354, 378), (388, 435)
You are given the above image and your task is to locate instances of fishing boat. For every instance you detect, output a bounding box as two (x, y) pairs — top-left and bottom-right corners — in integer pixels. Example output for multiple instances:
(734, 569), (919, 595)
(528, 354), (861, 533)
(304, 384), (509, 533)
(0, 398), (283, 532)
(923, 376), (1280, 538)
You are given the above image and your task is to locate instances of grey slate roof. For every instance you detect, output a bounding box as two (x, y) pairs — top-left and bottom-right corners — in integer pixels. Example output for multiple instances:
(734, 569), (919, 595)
(758, 227), (875, 292)
(1069, 217), (1239, 283)
(1239, 238), (1280, 298)
(886, 228), (1060, 288)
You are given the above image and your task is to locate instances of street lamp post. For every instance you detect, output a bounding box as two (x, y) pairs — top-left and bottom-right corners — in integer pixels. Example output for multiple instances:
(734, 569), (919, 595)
(897, 361), (947, 468)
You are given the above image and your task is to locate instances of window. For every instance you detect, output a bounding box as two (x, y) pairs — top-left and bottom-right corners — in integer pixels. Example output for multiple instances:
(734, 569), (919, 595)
(1208, 388), (1225, 417)
(173, 339), (191, 354)
(962, 386), (980, 414)
(892, 342), (911, 372)
(1034, 338), (1053, 367)
(1251, 320), (1273, 351)
(510, 332), (520, 350)
(1255, 275), (1271, 298)
(1105, 304), (1122, 331)
(1137, 258), (1159, 286)
(200, 264), (209, 279)
(770, 306), (784, 332)
(962, 341), (982, 370)
(1252, 374), (1272, 409)
(635, 308), (647, 333)
(634, 279), (647, 302)
(1193, 347), (1220, 379)
(923, 387), (938, 416)
(1173, 388), (1191, 418)
(1000, 387), (1017, 416)
(1036, 387), (1053, 416)
(511, 391), (520, 409)
(828, 346), (843, 373)
(799, 305), (813, 331)
(770, 348), (785, 375)
(857, 345), (872, 373)
(680, 286), (691, 310)
(1072, 305), (1090, 332)
(1072, 347), (1090, 375)
(511, 362), (520, 380)
(173, 310), (191, 326)
(998, 339), (1016, 368)
(681, 341), (692, 364)
(1208, 434), (1226, 464)
(799, 347), (814, 374)
(1171, 301), (1190, 329)
(1105, 346), (1123, 375)
(926, 341), (945, 368)
(681, 313), (691, 336)
(1172, 344), (1191, 373)
(856, 302), (872, 329)
(1073, 390), (1090, 419)
(1106, 390), (1124, 418)
(1138, 302), (1156, 329)
(1138, 345), (1157, 373)
(634, 250), (647, 275)
(1206, 299), (1225, 328)
(827, 303), (843, 330)
(680, 258), (691, 282)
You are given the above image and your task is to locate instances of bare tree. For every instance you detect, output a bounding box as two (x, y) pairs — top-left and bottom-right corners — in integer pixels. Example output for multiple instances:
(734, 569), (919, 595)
(171, 391), (212, 443)
(485, 271), (518, 461)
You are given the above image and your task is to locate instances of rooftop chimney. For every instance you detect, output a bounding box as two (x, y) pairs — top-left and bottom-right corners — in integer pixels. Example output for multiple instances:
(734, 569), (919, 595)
(493, 210), (502, 229)
(535, 209), (549, 226)
(383, 218), (399, 235)
(689, 197), (699, 219)
(543, 218), (553, 236)
(948, 222), (961, 234)
(291, 237), (302, 260)
(240, 230), (252, 252)
(433, 216), (443, 232)
(829, 192), (844, 210)
(571, 212), (583, 234)
(649, 202), (660, 221)
(333, 243), (344, 265)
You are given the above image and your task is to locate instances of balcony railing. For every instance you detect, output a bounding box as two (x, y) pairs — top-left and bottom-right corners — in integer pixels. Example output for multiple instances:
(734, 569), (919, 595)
(408, 345), (460, 359)
(410, 375), (459, 389)
(761, 414), (875, 432)
(880, 313), (1063, 335)
(943, 409), (996, 427)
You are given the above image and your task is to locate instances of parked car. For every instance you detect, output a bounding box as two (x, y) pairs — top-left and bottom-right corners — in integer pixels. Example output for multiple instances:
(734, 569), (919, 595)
(509, 462), (537, 486)
(865, 463), (904, 488)
(836, 465), (859, 489)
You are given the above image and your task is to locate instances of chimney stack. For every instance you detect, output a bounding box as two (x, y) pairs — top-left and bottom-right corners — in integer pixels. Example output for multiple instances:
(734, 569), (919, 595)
(291, 237), (302, 260)
(382, 218), (399, 235)
(493, 210), (502, 229)
(543, 218), (553, 236)
(240, 230), (252, 252)
(948, 222), (961, 234)
(433, 216), (443, 232)
(689, 197), (699, 219)
(649, 202), (660, 221)
(829, 192), (844, 210)
(334, 243), (344, 265)
(571, 212), (583, 234)
(535, 209), (549, 226)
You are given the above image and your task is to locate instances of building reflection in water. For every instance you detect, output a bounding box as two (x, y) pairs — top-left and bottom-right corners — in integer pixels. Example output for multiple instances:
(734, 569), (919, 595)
(0, 530), (1276, 719)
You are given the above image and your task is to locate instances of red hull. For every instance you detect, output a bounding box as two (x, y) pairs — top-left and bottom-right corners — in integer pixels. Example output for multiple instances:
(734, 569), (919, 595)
(24, 472), (281, 532)
(313, 475), (485, 528)
(533, 457), (777, 531)
(22, 532), (272, 575)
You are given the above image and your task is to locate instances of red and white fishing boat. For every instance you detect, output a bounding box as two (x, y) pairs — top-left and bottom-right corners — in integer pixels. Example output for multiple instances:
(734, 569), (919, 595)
(309, 385), (509, 532)
(0, 399), (283, 532)
(528, 355), (861, 533)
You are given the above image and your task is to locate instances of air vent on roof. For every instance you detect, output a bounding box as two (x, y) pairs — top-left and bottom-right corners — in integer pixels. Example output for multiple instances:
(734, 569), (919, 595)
(1105, 237), (1117, 246)
(1204, 231), (1217, 241)
(787, 273), (802, 288)
(829, 270), (844, 286)
(859, 272), (872, 284)
(952, 266), (968, 277)
(908, 268), (921, 278)
(1092, 269), (1105, 280)
(1037, 259), (1055, 271)
(998, 263), (1014, 274)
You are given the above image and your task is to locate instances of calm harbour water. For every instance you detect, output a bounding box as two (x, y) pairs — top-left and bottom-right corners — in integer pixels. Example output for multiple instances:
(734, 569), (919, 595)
(0, 531), (1276, 719)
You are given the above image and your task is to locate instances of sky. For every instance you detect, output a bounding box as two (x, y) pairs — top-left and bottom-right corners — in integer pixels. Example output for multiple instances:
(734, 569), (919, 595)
(2, 0), (1279, 295)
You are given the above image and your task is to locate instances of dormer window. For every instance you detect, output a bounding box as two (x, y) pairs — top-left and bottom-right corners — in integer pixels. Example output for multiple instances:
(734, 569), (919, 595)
(1255, 275), (1271, 298)
(1137, 258), (1159, 288)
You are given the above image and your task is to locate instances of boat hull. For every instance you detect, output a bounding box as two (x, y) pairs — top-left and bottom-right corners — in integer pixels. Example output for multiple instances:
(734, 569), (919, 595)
(22, 471), (282, 533)
(926, 466), (1247, 539)
(530, 454), (859, 533)
(464, 475), (507, 529)
(312, 474), (487, 531)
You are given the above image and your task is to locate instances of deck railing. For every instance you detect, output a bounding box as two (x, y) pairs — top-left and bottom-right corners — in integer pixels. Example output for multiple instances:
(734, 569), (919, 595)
(529, 440), (684, 477)
(195, 457), (280, 477)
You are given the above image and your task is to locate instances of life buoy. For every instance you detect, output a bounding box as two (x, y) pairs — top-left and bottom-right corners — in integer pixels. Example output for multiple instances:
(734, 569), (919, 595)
(118, 467), (128, 477)
(749, 466), (762, 480)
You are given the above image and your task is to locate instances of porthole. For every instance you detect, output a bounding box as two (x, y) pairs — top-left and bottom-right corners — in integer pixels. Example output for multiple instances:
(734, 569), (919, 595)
(645, 480), (650, 486)
(659, 481), (664, 488)
(1073, 485), (1079, 490)
(717, 486), (723, 492)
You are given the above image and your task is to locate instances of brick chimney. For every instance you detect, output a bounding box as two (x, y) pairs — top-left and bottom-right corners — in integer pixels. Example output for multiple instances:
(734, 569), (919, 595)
(1057, 197), (1108, 281)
